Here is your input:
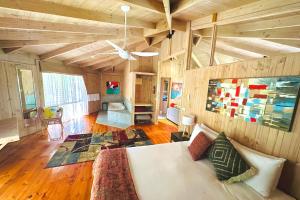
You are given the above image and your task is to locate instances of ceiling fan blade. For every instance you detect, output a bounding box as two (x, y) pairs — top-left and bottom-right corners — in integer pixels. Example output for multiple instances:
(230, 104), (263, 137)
(105, 40), (125, 52)
(131, 52), (159, 57)
(128, 54), (137, 60)
(94, 52), (119, 55)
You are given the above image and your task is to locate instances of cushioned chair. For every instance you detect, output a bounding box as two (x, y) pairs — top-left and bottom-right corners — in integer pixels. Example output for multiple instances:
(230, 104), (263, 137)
(37, 107), (63, 140)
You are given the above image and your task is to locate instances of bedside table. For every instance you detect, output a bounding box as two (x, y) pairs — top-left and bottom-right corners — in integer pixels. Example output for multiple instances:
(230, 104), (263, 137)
(171, 132), (190, 142)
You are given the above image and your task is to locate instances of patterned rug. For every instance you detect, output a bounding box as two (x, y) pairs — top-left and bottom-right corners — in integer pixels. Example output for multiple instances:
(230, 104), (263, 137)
(46, 129), (152, 168)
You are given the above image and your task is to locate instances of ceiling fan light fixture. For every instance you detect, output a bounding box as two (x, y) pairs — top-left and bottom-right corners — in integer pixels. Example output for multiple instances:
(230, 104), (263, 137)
(121, 5), (130, 13)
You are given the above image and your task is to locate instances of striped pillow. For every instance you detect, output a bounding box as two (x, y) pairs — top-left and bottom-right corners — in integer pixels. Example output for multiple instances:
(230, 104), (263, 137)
(188, 132), (212, 161)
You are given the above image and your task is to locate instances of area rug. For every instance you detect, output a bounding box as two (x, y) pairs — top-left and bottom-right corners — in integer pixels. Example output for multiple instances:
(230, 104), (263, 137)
(46, 129), (152, 168)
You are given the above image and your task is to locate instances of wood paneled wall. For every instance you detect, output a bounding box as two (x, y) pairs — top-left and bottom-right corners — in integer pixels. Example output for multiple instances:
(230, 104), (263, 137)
(83, 72), (101, 113)
(130, 56), (158, 73)
(159, 54), (185, 107)
(100, 72), (124, 106)
(0, 51), (43, 137)
(182, 52), (300, 163)
(160, 31), (186, 61)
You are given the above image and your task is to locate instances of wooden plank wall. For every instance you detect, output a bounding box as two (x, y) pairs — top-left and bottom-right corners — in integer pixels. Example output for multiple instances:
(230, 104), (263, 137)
(0, 52), (43, 137)
(83, 72), (101, 114)
(100, 72), (124, 107)
(130, 56), (158, 73)
(159, 54), (185, 107)
(182, 52), (300, 163)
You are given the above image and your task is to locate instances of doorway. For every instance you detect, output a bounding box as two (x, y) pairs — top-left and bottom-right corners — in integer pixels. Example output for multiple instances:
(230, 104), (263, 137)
(159, 77), (171, 119)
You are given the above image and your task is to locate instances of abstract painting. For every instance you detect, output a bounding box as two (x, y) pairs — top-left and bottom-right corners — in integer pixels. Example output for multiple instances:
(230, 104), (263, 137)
(171, 82), (183, 99)
(206, 77), (300, 132)
(106, 81), (120, 95)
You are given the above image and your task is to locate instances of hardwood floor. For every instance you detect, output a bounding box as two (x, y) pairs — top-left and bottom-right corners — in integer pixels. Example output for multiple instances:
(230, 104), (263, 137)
(0, 114), (178, 200)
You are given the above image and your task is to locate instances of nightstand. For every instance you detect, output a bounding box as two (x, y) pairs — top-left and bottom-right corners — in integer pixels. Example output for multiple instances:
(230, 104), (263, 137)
(171, 132), (190, 142)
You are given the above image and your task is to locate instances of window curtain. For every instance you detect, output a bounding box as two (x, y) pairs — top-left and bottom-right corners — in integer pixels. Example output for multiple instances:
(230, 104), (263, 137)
(42, 73), (88, 122)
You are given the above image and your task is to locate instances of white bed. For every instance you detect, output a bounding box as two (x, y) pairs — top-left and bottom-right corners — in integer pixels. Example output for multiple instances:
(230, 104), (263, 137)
(127, 141), (294, 200)
(107, 102), (126, 111)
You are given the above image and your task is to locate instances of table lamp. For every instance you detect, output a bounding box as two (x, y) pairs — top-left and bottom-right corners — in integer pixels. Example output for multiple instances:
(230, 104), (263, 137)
(181, 114), (195, 138)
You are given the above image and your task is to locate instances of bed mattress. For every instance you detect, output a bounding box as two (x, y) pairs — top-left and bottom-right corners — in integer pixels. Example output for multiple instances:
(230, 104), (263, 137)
(126, 142), (294, 200)
(107, 102), (125, 111)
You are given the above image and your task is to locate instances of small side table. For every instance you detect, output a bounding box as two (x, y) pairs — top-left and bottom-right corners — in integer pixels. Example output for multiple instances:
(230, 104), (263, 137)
(171, 132), (190, 142)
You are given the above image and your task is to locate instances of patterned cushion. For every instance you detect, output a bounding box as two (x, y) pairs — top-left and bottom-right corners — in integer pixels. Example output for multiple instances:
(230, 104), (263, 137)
(207, 132), (256, 183)
(188, 132), (212, 161)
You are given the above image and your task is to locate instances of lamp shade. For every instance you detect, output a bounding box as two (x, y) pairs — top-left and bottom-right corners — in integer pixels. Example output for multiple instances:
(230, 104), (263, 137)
(181, 114), (195, 126)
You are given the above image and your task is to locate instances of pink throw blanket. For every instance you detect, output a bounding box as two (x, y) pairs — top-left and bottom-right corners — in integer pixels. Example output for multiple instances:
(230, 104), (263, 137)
(91, 148), (139, 200)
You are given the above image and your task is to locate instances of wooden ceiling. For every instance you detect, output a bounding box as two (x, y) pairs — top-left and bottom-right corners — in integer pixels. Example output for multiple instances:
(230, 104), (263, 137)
(0, 0), (299, 71)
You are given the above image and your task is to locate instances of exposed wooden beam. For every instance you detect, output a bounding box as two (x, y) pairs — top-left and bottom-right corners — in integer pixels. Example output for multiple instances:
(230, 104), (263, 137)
(151, 42), (162, 48)
(144, 37), (152, 46)
(216, 38), (285, 56)
(200, 26), (300, 40)
(0, 29), (143, 41)
(191, 0), (300, 30)
(162, 0), (172, 33)
(81, 55), (119, 68)
(91, 57), (126, 70)
(0, 0), (155, 29)
(39, 42), (93, 61)
(115, 0), (165, 14)
(171, 0), (201, 15)
(199, 40), (257, 60)
(65, 40), (144, 66)
(150, 31), (168, 46)
(191, 52), (204, 68)
(2, 47), (21, 54)
(144, 19), (186, 37)
(0, 17), (126, 35)
(234, 13), (300, 32)
(184, 21), (192, 70)
(265, 39), (300, 48)
(63, 45), (117, 66)
(0, 40), (67, 48)
(209, 14), (218, 66)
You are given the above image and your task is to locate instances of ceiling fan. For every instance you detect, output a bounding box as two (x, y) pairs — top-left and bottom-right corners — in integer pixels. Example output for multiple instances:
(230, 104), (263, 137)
(104, 5), (159, 61)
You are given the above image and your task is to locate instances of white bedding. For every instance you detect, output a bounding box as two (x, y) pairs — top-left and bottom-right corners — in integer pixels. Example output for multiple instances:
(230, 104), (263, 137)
(107, 102), (125, 111)
(126, 142), (294, 200)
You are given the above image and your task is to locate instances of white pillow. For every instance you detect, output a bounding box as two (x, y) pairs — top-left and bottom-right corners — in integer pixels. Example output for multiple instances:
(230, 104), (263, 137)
(200, 123), (219, 140)
(188, 123), (219, 145)
(188, 124), (205, 145)
(231, 140), (286, 197)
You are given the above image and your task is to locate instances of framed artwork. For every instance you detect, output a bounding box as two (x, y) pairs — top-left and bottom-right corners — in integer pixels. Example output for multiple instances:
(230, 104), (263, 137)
(171, 82), (183, 99)
(206, 77), (300, 132)
(106, 81), (120, 95)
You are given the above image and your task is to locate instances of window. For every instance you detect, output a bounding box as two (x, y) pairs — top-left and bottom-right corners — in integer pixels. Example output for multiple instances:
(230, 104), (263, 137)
(42, 73), (88, 122)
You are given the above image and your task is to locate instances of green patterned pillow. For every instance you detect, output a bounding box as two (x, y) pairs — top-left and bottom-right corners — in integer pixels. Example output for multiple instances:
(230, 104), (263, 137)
(207, 132), (256, 184)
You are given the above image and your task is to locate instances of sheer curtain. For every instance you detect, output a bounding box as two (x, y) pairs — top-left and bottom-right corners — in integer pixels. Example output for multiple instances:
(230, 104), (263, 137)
(42, 73), (88, 122)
